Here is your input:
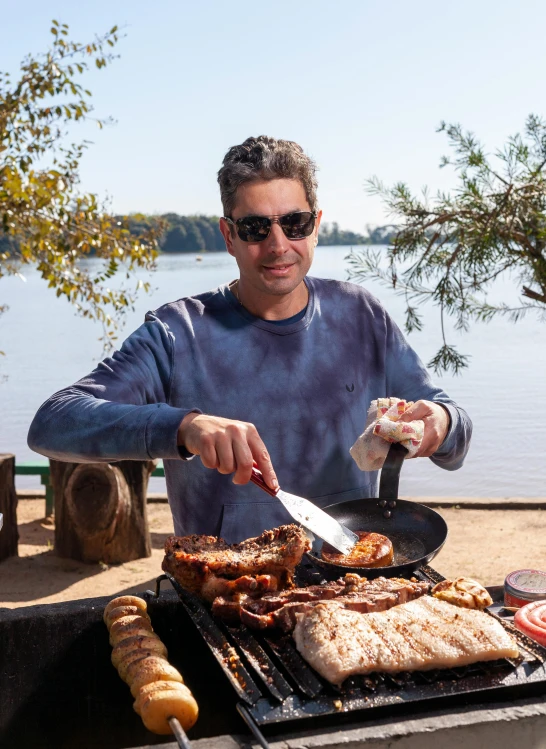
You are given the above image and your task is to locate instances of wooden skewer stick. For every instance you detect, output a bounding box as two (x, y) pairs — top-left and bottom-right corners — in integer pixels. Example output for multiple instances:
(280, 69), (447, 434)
(168, 716), (193, 749)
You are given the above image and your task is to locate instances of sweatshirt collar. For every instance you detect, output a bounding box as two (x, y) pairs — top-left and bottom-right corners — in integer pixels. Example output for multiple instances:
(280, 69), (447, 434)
(222, 278), (316, 335)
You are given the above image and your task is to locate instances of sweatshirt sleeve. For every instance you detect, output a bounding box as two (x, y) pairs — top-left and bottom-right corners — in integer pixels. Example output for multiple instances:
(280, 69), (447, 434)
(383, 312), (473, 471)
(27, 312), (197, 463)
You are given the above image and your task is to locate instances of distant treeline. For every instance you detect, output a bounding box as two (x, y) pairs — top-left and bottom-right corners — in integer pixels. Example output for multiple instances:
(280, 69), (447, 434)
(128, 215), (398, 253)
(0, 215), (398, 256)
(317, 222), (397, 247)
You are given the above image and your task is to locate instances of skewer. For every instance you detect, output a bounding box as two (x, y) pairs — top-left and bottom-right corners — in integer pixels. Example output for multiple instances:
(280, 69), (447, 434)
(236, 703), (272, 749)
(168, 717), (193, 748)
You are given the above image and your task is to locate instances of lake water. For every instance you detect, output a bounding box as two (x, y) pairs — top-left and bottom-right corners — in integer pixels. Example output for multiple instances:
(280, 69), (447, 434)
(1, 246), (544, 498)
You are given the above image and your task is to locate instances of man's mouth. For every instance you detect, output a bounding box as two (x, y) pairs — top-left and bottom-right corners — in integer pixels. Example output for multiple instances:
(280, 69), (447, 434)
(263, 263), (294, 276)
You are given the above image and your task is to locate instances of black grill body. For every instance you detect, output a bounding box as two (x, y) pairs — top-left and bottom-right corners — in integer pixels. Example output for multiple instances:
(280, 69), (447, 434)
(159, 565), (546, 736)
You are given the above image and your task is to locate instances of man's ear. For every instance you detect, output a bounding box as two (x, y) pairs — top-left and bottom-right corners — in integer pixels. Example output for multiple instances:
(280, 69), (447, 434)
(219, 217), (236, 256)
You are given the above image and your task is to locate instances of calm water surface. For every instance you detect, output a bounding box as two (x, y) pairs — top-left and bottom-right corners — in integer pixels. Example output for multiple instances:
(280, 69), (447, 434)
(1, 246), (544, 497)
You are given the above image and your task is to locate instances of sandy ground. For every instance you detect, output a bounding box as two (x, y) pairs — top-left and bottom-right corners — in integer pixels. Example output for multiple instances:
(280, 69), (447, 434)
(1, 500), (546, 610)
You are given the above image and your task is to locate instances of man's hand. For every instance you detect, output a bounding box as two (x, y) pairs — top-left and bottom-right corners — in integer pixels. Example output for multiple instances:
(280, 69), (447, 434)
(398, 400), (450, 458)
(177, 413), (278, 490)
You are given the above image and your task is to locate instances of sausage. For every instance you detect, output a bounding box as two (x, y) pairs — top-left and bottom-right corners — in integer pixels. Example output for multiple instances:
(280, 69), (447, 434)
(111, 634), (167, 672)
(321, 531), (394, 568)
(103, 596), (148, 623)
(126, 655), (184, 698)
(104, 595), (199, 734)
(514, 600), (546, 646)
(109, 615), (154, 646)
(138, 686), (198, 734)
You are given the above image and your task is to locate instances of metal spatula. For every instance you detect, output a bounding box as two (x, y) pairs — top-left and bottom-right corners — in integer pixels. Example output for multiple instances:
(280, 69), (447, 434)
(250, 465), (358, 555)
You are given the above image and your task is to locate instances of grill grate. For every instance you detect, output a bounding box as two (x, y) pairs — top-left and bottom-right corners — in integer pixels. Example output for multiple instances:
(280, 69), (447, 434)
(156, 565), (546, 739)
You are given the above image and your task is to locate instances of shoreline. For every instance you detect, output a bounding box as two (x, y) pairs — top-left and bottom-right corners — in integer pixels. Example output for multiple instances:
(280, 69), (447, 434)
(15, 488), (546, 510)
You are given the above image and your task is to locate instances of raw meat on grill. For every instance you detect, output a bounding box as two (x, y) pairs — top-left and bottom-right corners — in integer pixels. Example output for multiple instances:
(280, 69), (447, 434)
(211, 574), (430, 631)
(162, 524), (310, 601)
(293, 596), (520, 685)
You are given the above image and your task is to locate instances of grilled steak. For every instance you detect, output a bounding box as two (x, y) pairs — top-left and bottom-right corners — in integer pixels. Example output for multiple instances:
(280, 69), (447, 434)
(293, 596), (520, 685)
(212, 574), (430, 631)
(162, 524), (310, 601)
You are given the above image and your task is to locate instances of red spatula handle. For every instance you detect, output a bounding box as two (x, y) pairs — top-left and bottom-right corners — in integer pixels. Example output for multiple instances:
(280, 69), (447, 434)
(250, 463), (278, 498)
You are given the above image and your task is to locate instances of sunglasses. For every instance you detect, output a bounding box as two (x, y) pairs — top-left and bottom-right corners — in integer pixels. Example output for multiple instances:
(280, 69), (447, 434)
(224, 211), (317, 243)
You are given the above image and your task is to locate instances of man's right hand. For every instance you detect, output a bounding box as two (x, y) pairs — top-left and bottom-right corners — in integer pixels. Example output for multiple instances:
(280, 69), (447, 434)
(177, 412), (279, 491)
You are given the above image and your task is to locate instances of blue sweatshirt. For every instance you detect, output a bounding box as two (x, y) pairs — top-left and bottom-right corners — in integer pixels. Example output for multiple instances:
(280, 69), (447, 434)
(28, 278), (472, 542)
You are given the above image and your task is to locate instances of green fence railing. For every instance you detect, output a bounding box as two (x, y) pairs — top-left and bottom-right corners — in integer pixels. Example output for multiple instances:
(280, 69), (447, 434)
(15, 460), (165, 516)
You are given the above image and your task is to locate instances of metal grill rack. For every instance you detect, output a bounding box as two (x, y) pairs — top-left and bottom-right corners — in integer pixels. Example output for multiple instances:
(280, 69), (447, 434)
(154, 566), (546, 748)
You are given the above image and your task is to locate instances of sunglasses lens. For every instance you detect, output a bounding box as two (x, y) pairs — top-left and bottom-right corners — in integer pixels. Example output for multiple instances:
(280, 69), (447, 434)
(236, 216), (271, 242)
(280, 211), (315, 239)
(234, 211), (315, 242)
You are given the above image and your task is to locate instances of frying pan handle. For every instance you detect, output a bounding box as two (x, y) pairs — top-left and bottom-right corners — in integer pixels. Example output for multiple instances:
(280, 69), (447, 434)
(379, 442), (408, 501)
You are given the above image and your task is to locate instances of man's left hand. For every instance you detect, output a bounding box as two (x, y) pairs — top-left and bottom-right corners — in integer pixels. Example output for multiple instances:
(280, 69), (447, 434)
(397, 400), (450, 458)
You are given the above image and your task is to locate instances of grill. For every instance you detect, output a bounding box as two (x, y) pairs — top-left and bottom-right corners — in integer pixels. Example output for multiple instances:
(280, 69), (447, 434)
(154, 564), (546, 749)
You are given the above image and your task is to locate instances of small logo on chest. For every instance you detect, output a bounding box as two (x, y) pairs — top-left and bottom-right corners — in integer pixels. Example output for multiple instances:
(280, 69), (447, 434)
(346, 383), (355, 392)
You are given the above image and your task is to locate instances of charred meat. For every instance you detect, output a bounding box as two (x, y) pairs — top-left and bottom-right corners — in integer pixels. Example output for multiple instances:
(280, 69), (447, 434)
(162, 524), (310, 601)
(212, 573), (430, 631)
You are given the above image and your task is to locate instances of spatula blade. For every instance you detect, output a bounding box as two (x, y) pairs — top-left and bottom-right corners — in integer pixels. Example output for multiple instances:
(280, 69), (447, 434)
(276, 489), (358, 555)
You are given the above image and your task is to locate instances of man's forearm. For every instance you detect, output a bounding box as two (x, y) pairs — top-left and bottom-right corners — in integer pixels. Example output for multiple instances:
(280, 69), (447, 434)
(430, 401), (473, 471)
(28, 386), (188, 462)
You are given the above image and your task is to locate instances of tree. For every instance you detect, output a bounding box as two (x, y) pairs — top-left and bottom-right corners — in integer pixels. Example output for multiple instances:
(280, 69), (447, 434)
(193, 216), (215, 250)
(159, 216), (225, 253)
(346, 115), (546, 374)
(183, 219), (206, 252)
(161, 224), (188, 253)
(0, 22), (163, 358)
(364, 224), (398, 245)
(319, 222), (367, 246)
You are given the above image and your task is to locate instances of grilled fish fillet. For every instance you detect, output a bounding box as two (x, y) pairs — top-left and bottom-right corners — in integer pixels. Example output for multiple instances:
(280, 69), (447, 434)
(293, 596), (519, 685)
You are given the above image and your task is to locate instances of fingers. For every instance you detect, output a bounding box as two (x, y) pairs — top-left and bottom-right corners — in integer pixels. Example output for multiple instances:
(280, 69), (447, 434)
(397, 400), (449, 458)
(231, 439), (254, 485)
(178, 414), (277, 488)
(397, 400), (432, 423)
(413, 436), (436, 459)
(215, 436), (237, 475)
(247, 431), (278, 491)
(197, 431), (220, 469)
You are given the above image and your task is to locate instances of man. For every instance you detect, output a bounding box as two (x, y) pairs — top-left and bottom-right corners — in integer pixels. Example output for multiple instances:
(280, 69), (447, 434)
(28, 136), (472, 542)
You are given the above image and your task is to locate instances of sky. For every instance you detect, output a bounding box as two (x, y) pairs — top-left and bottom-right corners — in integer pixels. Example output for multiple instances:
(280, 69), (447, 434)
(3, 0), (546, 232)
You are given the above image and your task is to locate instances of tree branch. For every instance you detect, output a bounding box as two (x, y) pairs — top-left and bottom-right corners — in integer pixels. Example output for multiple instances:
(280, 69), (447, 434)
(522, 285), (546, 304)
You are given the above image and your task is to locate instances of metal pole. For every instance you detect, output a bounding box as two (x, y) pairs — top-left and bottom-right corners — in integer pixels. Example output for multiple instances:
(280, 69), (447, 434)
(236, 703), (272, 749)
(168, 717), (193, 749)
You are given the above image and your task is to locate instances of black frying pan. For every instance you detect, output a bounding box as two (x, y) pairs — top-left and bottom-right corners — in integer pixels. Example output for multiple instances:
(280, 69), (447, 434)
(307, 442), (448, 578)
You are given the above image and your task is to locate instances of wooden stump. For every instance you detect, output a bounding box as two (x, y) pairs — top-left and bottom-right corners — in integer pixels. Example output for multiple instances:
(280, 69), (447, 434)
(50, 460), (156, 564)
(0, 454), (18, 561)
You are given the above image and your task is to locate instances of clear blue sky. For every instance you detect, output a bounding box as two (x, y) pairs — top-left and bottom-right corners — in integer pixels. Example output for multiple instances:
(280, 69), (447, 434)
(3, 0), (546, 231)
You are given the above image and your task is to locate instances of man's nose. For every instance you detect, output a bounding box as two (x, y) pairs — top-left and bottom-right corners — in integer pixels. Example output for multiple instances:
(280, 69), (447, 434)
(266, 221), (289, 254)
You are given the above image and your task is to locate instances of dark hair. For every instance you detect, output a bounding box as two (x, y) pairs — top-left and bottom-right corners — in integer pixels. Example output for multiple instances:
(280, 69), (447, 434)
(217, 135), (319, 217)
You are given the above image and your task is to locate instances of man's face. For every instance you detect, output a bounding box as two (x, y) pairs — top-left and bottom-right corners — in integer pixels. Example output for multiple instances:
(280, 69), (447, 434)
(220, 178), (322, 298)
